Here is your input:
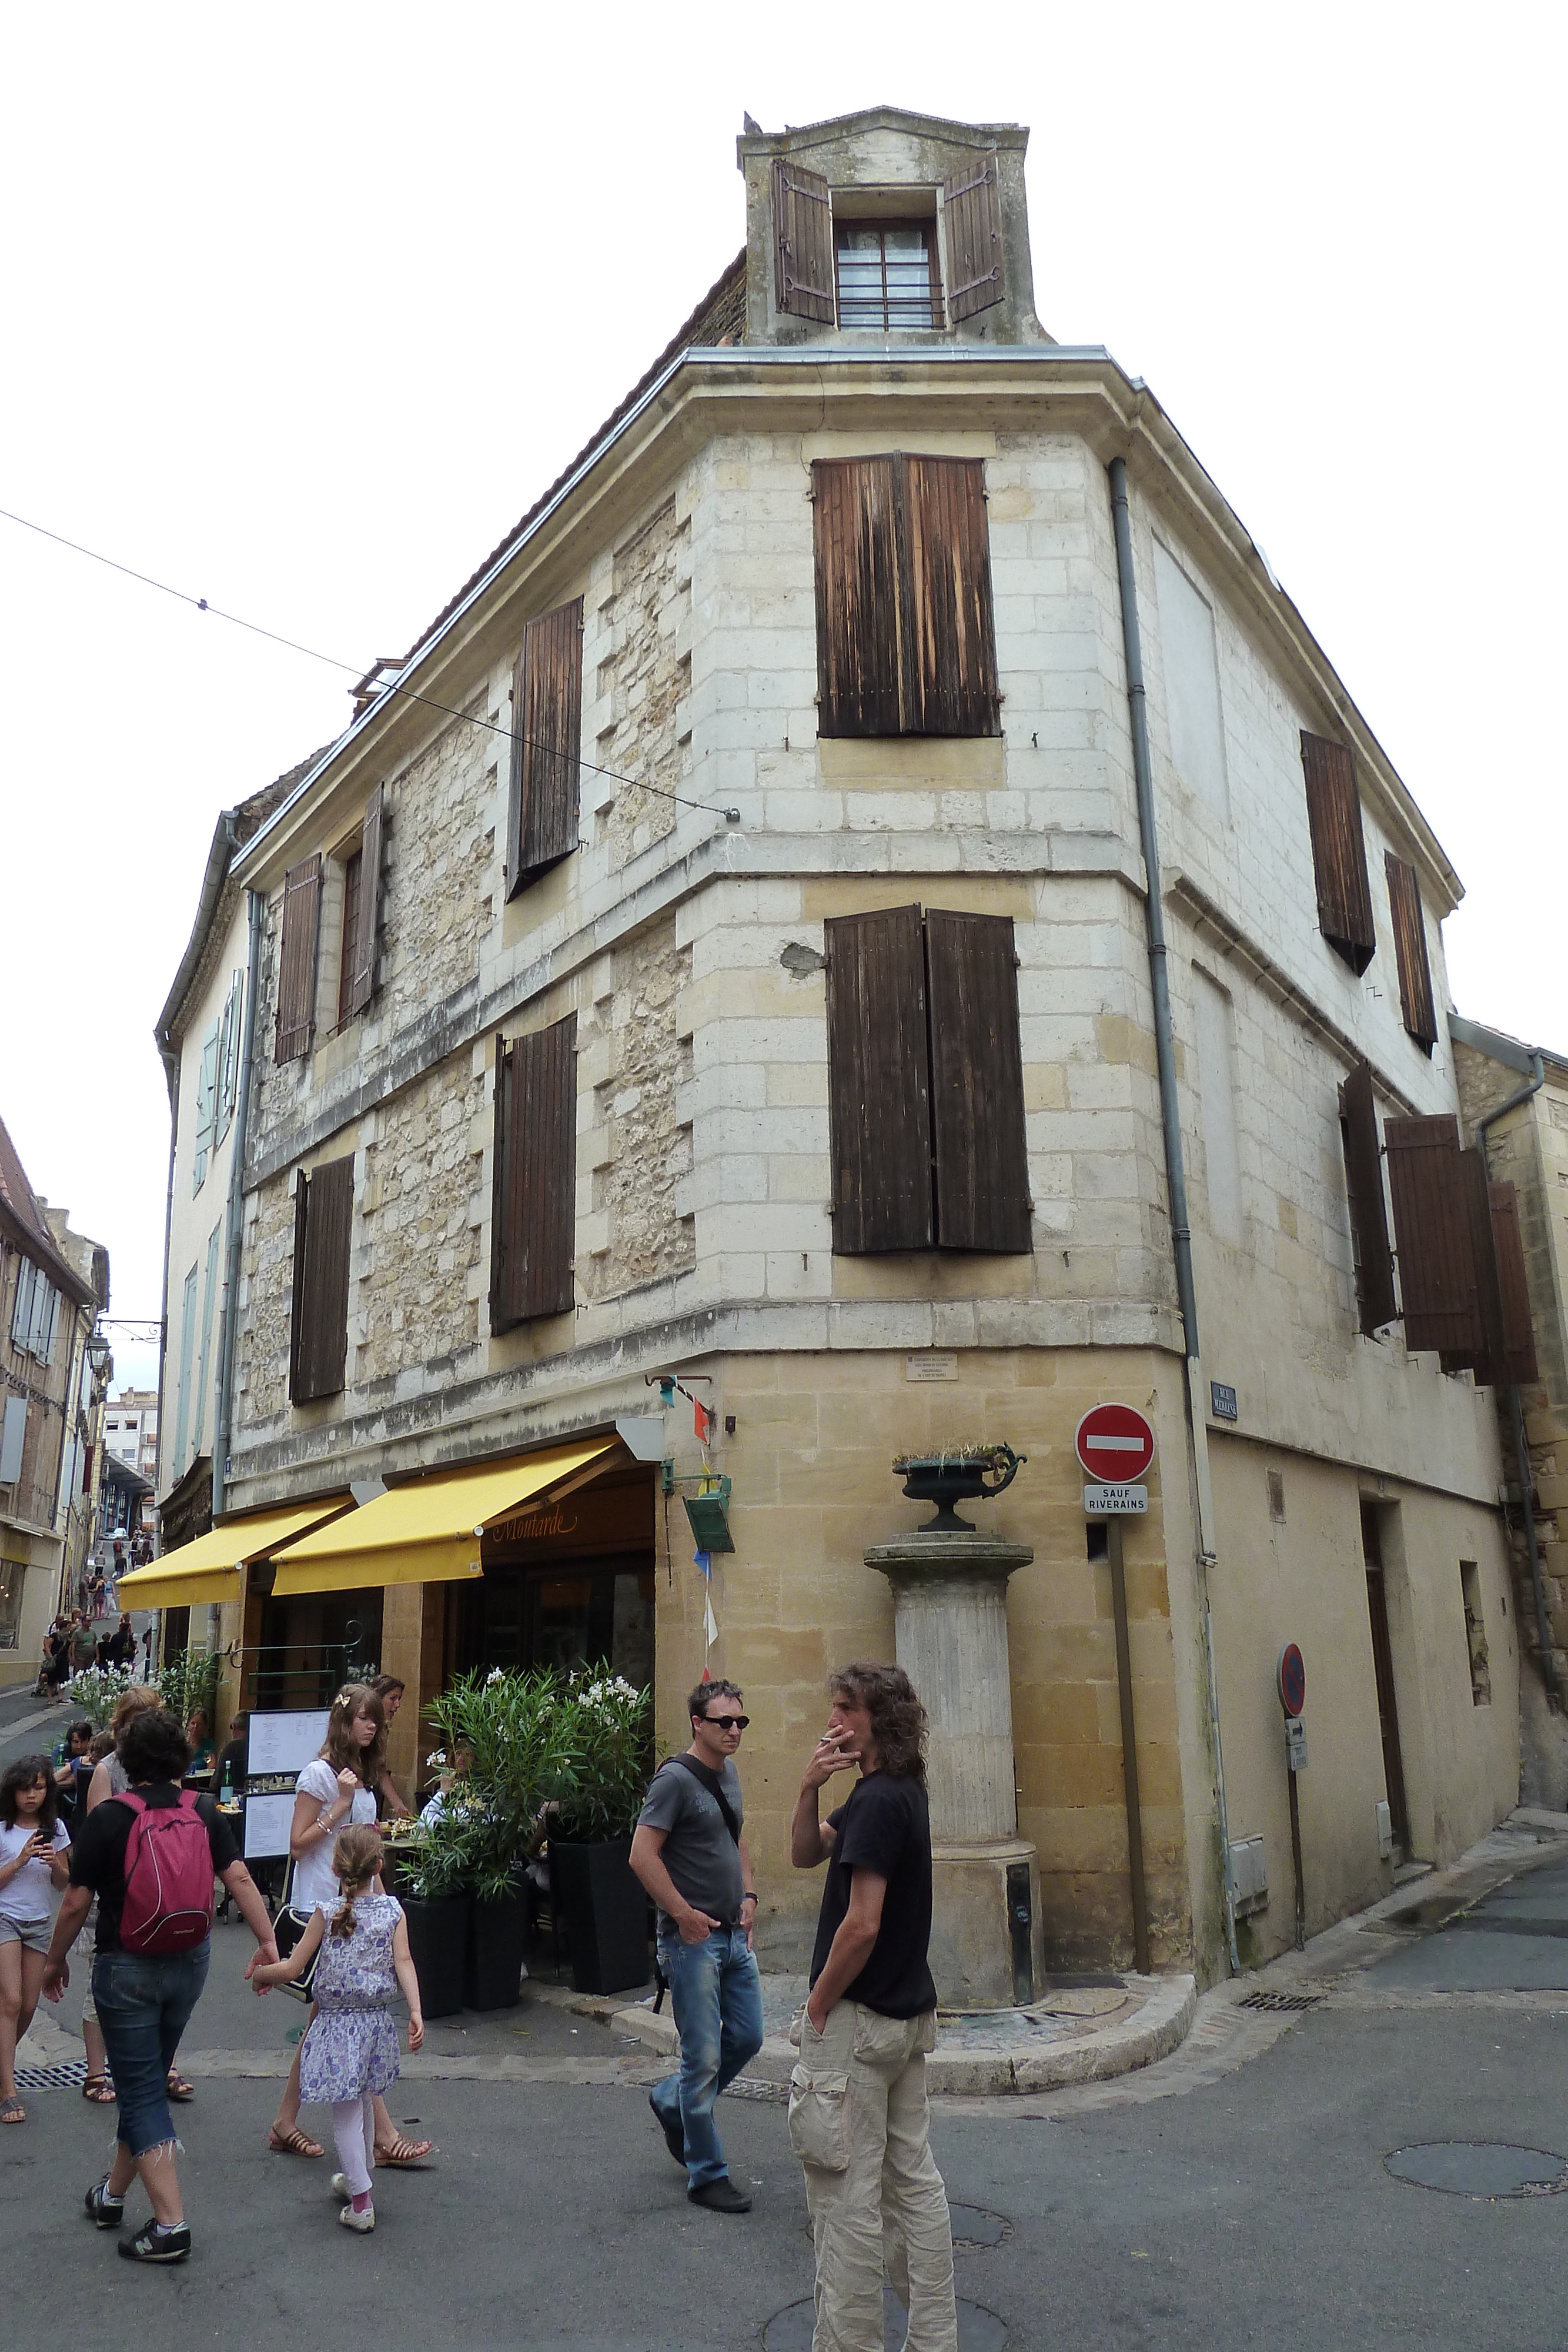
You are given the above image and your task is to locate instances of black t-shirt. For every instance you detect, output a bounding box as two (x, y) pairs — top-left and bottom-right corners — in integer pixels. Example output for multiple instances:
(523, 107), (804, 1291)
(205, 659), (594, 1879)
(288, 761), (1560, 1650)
(808, 1771), (937, 2019)
(69, 1783), (240, 1952)
(215, 1738), (248, 1795)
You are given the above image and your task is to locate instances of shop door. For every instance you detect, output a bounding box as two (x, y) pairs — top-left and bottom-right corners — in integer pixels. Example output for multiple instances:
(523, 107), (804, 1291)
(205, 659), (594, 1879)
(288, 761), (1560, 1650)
(1361, 1504), (1410, 1857)
(448, 1557), (654, 1685)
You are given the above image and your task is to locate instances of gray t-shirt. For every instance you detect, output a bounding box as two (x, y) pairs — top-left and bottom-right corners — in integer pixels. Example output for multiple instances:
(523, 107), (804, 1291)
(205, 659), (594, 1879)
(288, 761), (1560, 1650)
(637, 1755), (745, 1928)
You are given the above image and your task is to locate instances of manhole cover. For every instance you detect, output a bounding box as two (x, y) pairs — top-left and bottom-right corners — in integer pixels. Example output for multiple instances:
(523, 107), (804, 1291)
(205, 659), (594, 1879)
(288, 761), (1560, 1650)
(1385, 2143), (1568, 2199)
(764, 2290), (1006, 2348)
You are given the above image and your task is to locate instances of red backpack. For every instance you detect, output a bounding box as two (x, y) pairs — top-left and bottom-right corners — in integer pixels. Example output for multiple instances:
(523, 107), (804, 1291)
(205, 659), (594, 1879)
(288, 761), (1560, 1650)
(118, 1792), (215, 1953)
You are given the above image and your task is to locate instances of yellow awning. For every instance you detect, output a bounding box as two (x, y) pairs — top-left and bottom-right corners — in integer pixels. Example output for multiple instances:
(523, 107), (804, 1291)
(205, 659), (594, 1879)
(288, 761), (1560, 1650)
(117, 1495), (355, 1611)
(268, 1438), (619, 1598)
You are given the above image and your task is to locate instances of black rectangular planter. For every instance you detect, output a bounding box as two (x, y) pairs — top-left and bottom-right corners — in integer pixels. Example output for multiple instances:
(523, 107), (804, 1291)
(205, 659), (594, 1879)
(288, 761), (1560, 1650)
(552, 1838), (650, 1996)
(400, 1894), (469, 2020)
(465, 1889), (530, 2011)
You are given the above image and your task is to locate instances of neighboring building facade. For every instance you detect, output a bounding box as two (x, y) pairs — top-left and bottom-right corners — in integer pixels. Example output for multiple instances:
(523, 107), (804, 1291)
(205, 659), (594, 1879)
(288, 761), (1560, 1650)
(172, 106), (1522, 1980)
(105, 1387), (158, 1485)
(0, 1117), (108, 1684)
(1453, 1018), (1568, 1809)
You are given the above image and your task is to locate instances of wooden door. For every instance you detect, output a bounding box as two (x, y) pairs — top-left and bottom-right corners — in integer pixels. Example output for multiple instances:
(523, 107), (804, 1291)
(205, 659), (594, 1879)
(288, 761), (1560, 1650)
(1362, 1504), (1410, 1856)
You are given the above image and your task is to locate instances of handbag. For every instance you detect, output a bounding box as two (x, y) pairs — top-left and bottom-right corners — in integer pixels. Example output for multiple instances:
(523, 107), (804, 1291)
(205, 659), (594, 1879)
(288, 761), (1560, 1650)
(272, 1862), (319, 2003)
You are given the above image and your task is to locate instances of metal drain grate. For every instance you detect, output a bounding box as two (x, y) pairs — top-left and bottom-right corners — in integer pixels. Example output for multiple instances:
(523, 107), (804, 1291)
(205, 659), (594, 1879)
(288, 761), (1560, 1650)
(1238, 1991), (1323, 2014)
(15, 2058), (89, 2092)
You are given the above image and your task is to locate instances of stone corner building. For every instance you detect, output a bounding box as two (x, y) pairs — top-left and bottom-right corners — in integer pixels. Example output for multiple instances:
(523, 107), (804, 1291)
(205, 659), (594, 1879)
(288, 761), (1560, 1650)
(167, 104), (1524, 1983)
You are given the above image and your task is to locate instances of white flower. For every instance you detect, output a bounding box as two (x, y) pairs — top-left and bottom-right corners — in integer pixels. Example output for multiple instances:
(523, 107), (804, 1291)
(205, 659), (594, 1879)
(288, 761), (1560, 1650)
(486, 1668), (504, 1685)
(426, 1750), (447, 1768)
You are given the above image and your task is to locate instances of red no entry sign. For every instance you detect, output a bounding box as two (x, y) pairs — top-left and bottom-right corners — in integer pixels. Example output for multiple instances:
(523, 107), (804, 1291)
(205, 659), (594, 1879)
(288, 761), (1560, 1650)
(1074, 1404), (1156, 1484)
(1278, 1643), (1306, 1716)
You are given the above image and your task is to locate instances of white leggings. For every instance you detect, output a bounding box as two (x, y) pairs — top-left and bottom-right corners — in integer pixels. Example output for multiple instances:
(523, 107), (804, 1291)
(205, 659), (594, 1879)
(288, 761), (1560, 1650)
(331, 2093), (376, 2199)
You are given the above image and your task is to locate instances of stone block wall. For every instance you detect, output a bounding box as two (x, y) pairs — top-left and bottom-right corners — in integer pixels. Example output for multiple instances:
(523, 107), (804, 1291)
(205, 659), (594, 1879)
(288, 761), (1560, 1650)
(591, 497), (691, 873)
(357, 1059), (486, 1385)
(579, 916), (695, 1302)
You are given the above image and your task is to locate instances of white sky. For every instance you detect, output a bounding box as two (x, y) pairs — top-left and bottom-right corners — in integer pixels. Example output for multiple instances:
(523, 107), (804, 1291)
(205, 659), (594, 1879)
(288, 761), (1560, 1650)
(3, 3), (1563, 1394)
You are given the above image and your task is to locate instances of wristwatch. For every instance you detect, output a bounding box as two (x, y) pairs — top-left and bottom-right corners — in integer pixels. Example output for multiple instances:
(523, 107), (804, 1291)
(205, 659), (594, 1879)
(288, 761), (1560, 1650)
(743, 1890), (757, 1903)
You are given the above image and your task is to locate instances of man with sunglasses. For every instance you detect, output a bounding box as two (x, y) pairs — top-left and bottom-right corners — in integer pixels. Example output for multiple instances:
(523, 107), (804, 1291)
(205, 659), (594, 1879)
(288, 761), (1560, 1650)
(630, 1679), (764, 2213)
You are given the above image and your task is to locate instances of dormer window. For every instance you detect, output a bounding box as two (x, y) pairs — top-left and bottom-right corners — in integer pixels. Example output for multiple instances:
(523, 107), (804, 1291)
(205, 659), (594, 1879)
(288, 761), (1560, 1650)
(834, 221), (941, 331)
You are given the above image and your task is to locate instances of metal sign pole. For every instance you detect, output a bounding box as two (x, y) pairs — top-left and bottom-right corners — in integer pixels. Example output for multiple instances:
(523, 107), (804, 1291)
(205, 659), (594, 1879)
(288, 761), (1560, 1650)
(1107, 1521), (1151, 1973)
(1286, 1728), (1305, 1952)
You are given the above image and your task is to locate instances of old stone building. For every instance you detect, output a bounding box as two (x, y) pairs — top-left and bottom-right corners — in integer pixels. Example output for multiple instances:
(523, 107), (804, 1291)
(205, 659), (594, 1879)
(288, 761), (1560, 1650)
(155, 105), (1527, 1983)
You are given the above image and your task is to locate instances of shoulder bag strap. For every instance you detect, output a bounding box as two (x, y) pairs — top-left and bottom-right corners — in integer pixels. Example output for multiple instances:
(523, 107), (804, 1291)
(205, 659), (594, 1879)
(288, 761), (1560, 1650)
(667, 1753), (741, 1847)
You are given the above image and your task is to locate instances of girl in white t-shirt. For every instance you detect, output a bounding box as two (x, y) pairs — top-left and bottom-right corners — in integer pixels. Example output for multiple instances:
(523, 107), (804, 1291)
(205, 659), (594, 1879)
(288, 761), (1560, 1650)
(0, 1756), (72, 2123)
(266, 1686), (430, 2168)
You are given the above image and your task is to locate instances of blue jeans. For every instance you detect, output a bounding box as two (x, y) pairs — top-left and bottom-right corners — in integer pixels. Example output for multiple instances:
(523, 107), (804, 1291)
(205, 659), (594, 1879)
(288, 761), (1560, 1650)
(651, 1925), (764, 2189)
(93, 1944), (209, 2159)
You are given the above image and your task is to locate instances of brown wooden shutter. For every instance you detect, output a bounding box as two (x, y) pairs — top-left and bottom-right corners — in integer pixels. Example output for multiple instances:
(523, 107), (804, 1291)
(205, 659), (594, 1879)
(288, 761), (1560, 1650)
(924, 911), (1031, 1251)
(1300, 733), (1376, 975)
(824, 907), (934, 1252)
(289, 1155), (355, 1403)
(1339, 1060), (1397, 1334)
(942, 155), (1005, 322)
(903, 457), (1001, 737)
(813, 457), (908, 739)
(773, 160), (834, 323)
(345, 785), (385, 1019)
(1486, 1178), (1539, 1385)
(506, 599), (583, 901)
(1384, 851), (1437, 1053)
(490, 1015), (576, 1331)
(1384, 1113), (1484, 1359)
(275, 856), (322, 1063)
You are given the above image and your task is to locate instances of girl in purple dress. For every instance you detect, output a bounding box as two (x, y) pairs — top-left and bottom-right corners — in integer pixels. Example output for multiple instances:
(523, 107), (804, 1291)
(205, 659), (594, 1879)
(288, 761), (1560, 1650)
(252, 1828), (423, 2233)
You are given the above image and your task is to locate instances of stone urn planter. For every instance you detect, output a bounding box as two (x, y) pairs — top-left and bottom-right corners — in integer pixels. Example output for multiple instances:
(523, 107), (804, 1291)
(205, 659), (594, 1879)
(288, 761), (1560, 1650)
(893, 1444), (1024, 1533)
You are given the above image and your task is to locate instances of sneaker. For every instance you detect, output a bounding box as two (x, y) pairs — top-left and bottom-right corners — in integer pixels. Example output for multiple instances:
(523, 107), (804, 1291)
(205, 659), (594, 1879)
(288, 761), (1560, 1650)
(85, 2179), (125, 2230)
(688, 2177), (751, 2213)
(118, 2220), (192, 2263)
(650, 2092), (686, 2167)
(338, 2201), (375, 2233)
(329, 2172), (350, 2199)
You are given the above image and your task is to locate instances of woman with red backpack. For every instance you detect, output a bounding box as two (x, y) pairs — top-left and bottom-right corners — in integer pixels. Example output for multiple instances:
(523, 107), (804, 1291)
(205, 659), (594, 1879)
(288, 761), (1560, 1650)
(39, 1707), (280, 2264)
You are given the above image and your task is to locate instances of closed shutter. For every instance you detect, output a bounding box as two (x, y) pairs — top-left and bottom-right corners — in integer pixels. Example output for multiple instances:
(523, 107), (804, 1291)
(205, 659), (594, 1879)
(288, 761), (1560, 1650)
(215, 971), (243, 1147)
(1300, 734), (1376, 975)
(36, 1283), (59, 1367)
(824, 907), (934, 1253)
(175, 1264), (198, 1468)
(11, 1259), (36, 1350)
(193, 1023), (219, 1192)
(1487, 1179), (1539, 1385)
(1339, 1060), (1398, 1333)
(289, 1155), (355, 1404)
(942, 154), (1005, 322)
(1384, 1113), (1483, 1358)
(490, 1016), (577, 1331)
(813, 457), (908, 738)
(773, 159), (835, 322)
(190, 1221), (222, 1452)
(275, 855), (322, 1062)
(904, 458), (1001, 737)
(345, 784), (385, 1018)
(507, 600), (583, 900)
(0, 1394), (26, 1485)
(1384, 851), (1437, 1053)
(923, 911), (1030, 1251)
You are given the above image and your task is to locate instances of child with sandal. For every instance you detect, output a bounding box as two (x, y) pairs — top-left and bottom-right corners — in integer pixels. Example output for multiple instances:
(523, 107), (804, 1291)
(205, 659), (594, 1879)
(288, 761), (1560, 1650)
(0, 1756), (72, 2124)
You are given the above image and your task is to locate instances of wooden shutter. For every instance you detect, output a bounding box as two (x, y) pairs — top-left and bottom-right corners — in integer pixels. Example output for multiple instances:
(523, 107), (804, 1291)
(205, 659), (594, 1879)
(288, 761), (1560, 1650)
(903, 457), (1001, 737)
(1339, 1060), (1397, 1334)
(192, 1025), (219, 1190)
(1486, 1179), (1539, 1385)
(275, 854), (322, 1062)
(1299, 734), (1376, 975)
(773, 160), (834, 323)
(507, 600), (583, 900)
(1384, 1113), (1483, 1359)
(1384, 851), (1437, 1053)
(813, 457), (908, 738)
(345, 784), (385, 1019)
(942, 154), (1005, 322)
(289, 1155), (354, 1404)
(924, 911), (1031, 1251)
(824, 907), (934, 1253)
(490, 1015), (577, 1331)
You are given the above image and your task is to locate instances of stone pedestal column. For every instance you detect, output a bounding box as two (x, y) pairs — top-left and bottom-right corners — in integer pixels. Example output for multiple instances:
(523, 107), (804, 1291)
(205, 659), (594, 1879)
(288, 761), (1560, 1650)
(865, 1532), (1043, 2010)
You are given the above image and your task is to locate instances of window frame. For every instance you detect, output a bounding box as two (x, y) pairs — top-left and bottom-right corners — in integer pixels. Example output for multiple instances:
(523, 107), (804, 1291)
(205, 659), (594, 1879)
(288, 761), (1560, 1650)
(833, 216), (943, 332)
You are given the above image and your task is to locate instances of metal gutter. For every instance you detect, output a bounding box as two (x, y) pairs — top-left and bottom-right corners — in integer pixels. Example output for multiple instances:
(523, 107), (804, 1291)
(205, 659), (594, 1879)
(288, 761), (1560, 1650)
(212, 887), (263, 1525)
(1109, 453), (1239, 1975)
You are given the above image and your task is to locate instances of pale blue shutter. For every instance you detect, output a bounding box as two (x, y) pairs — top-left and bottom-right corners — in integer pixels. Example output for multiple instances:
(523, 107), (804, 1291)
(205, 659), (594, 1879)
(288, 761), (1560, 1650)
(11, 1260), (35, 1349)
(173, 1265), (198, 1471)
(29, 1277), (54, 1361)
(0, 1394), (25, 1484)
(190, 1222), (222, 1455)
(193, 1025), (220, 1194)
(216, 971), (243, 1147)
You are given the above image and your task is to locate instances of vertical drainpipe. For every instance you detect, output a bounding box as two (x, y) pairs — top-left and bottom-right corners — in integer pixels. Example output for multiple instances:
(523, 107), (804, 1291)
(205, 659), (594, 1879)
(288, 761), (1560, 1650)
(1108, 455), (1239, 1973)
(212, 887), (263, 1529)
(1476, 1051), (1557, 1710)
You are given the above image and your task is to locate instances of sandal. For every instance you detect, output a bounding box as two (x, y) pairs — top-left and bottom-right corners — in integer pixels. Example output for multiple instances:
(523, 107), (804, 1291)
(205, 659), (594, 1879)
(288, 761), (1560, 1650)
(268, 2123), (324, 2159)
(81, 2075), (116, 2104)
(166, 2069), (195, 2102)
(373, 2132), (435, 2166)
(0, 2096), (24, 2124)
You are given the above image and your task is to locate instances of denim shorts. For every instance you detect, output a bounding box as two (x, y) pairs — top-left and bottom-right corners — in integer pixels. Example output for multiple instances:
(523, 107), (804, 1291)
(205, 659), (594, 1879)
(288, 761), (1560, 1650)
(93, 1943), (210, 2157)
(0, 1915), (51, 1955)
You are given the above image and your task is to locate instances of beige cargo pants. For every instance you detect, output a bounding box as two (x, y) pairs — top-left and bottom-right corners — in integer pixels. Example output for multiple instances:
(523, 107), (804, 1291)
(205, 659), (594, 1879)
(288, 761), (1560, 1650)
(788, 1999), (958, 2352)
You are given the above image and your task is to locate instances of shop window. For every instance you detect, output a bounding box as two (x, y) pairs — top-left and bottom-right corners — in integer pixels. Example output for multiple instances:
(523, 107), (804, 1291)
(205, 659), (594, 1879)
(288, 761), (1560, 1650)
(1460, 1561), (1490, 1706)
(824, 904), (1029, 1255)
(0, 1558), (22, 1650)
(506, 602), (583, 901)
(812, 455), (999, 739)
(289, 1156), (355, 1405)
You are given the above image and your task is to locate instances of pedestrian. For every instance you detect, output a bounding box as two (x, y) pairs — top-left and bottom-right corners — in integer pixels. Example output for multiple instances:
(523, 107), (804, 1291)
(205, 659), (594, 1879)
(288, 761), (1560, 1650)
(183, 1710), (215, 1774)
(788, 1662), (956, 2352)
(69, 1611), (95, 1678)
(39, 1705), (280, 2262)
(42, 1619), (71, 1703)
(266, 1684), (432, 2168)
(73, 1732), (119, 2105)
(107, 1615), (136, 1671)
(0, 1756), (73, 2123)
(82, 1686), (196, 2103)
(250, 1825), (424, 2233)
(139, 1627), (153, 1678)
(628, 1677), (763, 2214)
